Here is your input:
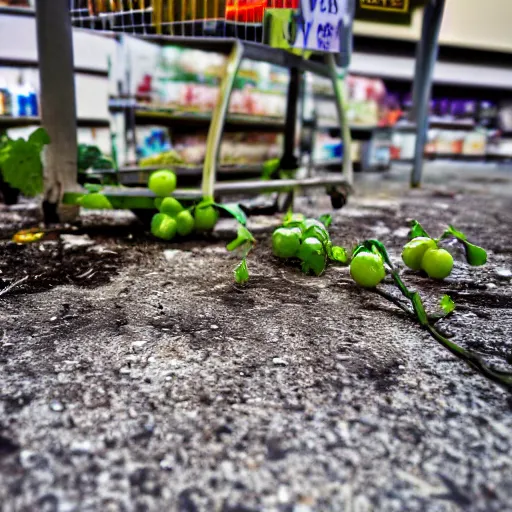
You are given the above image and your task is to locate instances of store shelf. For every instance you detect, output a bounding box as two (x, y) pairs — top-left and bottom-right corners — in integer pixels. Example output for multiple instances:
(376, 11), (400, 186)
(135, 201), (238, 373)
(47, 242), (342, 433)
(0, 116), (110, 128)
(393, 120), (478, 132)
(112, 105), (285, 133)
(0, 6), (34, 17)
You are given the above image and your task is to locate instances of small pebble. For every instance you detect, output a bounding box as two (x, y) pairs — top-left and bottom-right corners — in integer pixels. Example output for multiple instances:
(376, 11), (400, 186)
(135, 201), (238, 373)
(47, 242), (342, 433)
(131, 340), (147, 352)
(495, 267), (512, 279)
(272, 357), (288, 367)
(49, 399), (64, 412)
(210, 324), (219, 330)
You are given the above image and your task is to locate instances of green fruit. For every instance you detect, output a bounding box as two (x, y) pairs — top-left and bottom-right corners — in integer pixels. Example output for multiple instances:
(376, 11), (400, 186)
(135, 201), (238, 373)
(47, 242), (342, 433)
(402, 237), (437, 270)
(421, 248), (454, 279)
(350, 252), (386, 288)
(272, 227), (301, 259)
(194, 204), (218, 231)
(77, 193), (113, 209)
(298, 237), (323, 262)
(159, 197), (183, 216)
(148, 169), (177, 197)
(176, 210), (195, 236)
(150, 213), (177, 241)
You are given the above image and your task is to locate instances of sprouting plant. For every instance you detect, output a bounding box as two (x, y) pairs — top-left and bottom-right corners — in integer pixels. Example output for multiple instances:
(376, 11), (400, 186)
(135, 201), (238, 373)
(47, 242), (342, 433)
(353, 239), (512, 392)
(0, 127), (50, 197)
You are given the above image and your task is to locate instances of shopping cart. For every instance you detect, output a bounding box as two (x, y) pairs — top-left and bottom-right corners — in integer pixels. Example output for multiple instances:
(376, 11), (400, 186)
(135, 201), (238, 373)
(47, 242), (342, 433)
(35, 0), (357, 222)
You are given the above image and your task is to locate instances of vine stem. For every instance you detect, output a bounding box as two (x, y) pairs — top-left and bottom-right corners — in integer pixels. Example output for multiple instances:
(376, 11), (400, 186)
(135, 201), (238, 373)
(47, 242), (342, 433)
(362, 239), (512, 393)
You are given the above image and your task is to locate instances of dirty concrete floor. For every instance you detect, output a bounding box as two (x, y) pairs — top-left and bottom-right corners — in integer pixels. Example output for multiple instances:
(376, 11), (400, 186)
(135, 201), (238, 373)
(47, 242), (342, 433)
(0, 163), (511, 511)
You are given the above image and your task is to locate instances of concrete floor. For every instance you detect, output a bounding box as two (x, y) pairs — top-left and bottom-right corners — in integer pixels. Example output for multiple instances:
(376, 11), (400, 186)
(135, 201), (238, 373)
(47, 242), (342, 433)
(0, 163), (511, 511)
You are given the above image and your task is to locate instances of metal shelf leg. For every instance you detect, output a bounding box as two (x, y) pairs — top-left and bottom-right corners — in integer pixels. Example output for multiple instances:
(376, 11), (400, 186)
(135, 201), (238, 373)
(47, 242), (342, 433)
(327, 54), (353, 187)
(202, 41), (244, 201)
(410, 0), (446, 188)
(35, 0), (80, 223)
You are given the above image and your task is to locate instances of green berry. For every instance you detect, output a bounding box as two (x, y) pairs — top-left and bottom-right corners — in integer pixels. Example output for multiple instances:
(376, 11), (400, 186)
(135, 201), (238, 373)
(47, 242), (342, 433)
(176, 210), (195, 236)
(297, 237), (323, 262)
(421, 248), (454, 279)
(272, 227), (301, 259)
(194, 204), (218, 231)
(159, 197), (183, 216)
(402, 237), (437, 270)
(148, 169), (177, 197)
(150, 213), (177, 241)
(350, 252), (386, 288)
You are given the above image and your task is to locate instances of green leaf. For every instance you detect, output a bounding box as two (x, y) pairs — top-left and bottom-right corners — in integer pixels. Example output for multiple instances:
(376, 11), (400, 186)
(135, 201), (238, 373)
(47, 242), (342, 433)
(226, 225), (255, 252)
(261, 158), (280, 180)
(446, 225), (467, 241)
(0, 138), (44, 197)
(283, 212), (304, 226)
(442, 225), (487, 266)
(409, 220), (431, 239)
(300, 252), (326, 276)
(302, 224), (330, 245)
(440, 294), (456, 314)
(28, 127), (50, 149)
(329, 245), (348, 264)
(318, 214), (332, 228)
(214, 202), (247, 226)
(463, 241), (487, 266)
(234, 258), (249, 284)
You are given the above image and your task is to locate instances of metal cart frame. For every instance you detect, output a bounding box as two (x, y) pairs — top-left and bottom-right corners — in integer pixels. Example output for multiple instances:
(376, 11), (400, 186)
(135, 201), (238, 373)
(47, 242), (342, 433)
(34, 0), (445, 222)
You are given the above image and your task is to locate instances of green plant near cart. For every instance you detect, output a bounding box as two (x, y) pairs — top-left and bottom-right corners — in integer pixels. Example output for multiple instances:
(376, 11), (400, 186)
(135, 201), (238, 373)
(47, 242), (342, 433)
(0, 127), (50, 197)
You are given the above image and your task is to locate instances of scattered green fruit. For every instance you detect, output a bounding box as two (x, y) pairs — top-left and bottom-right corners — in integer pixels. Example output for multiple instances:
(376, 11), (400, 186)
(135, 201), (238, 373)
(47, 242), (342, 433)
(350, 252), (386, 288)
(194, 204), (218, 231)
(421, 248), (454, 279)
(272, 227), (301, 259)
(159, 197), (183, 216)
(148, 169), (177, 197)
(150, 213), (177, 241)
(402, 237), (437, 270)
(176, 210), (195, 236)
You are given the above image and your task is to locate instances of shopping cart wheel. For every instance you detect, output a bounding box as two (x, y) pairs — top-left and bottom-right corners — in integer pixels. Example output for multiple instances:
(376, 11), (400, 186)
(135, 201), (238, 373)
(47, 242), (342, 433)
(327, 183), (351, 210)
(0, 182), (20, 206)
(131, 209), (157, 228)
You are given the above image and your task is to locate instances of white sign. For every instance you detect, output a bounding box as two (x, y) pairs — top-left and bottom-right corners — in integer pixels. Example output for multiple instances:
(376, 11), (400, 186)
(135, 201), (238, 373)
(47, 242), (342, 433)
(294, 0), (349, 53)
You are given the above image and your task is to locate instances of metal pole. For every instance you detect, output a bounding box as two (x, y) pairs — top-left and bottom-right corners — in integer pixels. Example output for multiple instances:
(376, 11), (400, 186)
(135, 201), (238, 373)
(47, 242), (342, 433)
(35, 0), (79, 223)
(410, 0), (446, 188)
(201, 41), (244, 201)
(327, 54), (353, 186)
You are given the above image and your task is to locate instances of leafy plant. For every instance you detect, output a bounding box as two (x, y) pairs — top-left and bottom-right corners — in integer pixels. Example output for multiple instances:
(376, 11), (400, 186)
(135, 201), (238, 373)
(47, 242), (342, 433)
(0, 127), (50, 197)
(353, 239), (512, 392)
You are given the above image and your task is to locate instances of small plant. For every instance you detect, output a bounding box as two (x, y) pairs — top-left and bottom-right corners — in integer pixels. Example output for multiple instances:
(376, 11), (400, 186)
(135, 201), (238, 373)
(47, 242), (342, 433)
(0, 127), (50, 197)
(402, 220), (487, 278)
(351, 238), (512, 391)
(271, 212), (348, 276)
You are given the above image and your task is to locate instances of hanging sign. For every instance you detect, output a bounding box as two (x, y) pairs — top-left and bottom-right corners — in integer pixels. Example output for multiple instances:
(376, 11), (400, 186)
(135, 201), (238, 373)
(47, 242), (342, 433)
(359, 0), (409, 13)
(294, 0), (349, 53)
